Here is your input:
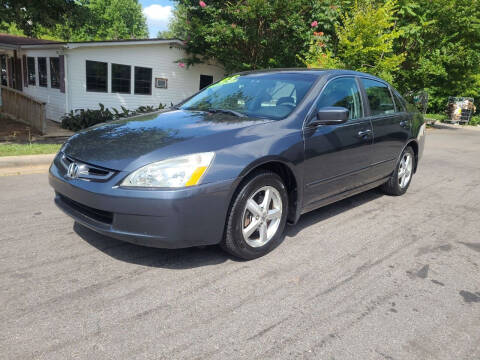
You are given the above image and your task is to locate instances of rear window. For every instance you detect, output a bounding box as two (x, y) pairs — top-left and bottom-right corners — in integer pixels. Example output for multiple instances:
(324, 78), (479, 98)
(362, 79), (395, 116)
(392, 91), (406, 112)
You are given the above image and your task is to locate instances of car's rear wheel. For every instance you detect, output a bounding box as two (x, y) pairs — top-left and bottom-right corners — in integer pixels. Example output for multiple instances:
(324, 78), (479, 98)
(222, 170), (288, 260)
(382, 146), (415, 196)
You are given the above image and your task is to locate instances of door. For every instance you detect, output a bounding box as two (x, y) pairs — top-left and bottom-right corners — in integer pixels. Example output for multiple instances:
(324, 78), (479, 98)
(199, 75), (213, 90)
(0, 55), (7, 86)
(303, 76), (374, 208)
(360, 78), (409, 179)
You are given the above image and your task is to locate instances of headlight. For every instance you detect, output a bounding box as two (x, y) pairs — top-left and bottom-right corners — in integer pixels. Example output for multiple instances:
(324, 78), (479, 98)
(121, 152), (215, 188)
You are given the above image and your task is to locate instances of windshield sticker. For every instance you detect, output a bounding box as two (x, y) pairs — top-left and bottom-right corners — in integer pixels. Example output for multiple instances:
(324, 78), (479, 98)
(209, 75), (240, 89)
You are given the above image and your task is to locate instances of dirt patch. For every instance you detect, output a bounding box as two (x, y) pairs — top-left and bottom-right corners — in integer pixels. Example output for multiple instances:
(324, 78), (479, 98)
(0, 116), (42, 142)
(0, 116), (68, 144)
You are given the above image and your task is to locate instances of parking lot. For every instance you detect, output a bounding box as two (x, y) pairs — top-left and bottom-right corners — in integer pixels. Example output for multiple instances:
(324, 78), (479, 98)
(1, 126), (479, 360)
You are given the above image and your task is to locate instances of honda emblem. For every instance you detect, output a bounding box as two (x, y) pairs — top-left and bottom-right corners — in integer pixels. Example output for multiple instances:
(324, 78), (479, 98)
(67, 162), (80, 179)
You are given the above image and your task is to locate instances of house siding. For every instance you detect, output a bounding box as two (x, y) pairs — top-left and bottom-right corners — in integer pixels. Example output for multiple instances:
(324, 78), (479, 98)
(20, 49), (66, 121)
(66, 44), (225, 114)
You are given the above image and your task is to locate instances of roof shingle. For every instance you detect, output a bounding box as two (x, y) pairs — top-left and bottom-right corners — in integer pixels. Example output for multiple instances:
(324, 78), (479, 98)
(0, 34), (63, 46)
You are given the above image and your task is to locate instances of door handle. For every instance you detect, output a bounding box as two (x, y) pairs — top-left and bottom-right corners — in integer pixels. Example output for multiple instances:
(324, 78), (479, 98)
(357, 129), (372, 137)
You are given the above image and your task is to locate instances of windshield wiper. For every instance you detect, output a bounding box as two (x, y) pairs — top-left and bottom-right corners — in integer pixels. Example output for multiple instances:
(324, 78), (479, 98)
(207, 108), (246, 117)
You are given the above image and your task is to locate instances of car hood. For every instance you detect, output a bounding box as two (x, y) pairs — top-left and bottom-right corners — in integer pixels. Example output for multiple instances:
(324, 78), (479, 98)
(63, 110), (271, 171)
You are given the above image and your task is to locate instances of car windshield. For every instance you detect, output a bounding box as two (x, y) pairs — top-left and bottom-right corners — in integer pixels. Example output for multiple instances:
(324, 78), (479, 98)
(180, 72), (318, 120)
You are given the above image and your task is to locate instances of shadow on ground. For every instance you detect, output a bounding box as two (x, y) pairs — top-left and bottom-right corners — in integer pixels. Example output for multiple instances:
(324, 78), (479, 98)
(75, 188), (384, 268)
(429, 123), (460, 130)
(286, 188), (384, 238)
(74, 222), (233, 269)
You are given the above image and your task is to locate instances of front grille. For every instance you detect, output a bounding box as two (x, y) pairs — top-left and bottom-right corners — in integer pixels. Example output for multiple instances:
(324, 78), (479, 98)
(58, 194), (113, 224)
(60, 154), (115, 182)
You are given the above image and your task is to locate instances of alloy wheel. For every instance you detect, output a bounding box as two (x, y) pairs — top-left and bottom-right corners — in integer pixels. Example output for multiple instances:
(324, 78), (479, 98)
(398, 152), (413, 189)
(241, 186), (282, 248)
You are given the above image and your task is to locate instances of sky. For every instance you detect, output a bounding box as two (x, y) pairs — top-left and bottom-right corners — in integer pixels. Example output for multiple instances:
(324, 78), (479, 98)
(139, 0), (175, 37)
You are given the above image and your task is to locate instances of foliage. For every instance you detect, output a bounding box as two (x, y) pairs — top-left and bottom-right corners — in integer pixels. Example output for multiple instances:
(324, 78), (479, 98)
(0, 22), (26, 36)
(69, 0), (148, 41)
(393, 0), (480, 113)
(303, 0), (404, 83)
(167, 0), (480, 114)
(0, 143), (62, 157)
(168, 0), (355, 73)
(1, 0), (148, 41)
(0, 0), (83, 37)
(3, 0), (480, 114)
(61, 103), (166, 131)
(470, 115), (480, 126)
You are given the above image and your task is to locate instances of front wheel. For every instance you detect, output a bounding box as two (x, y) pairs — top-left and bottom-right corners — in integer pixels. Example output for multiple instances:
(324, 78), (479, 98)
(222, 171), (288, 260)
(382, 146), (415, 196)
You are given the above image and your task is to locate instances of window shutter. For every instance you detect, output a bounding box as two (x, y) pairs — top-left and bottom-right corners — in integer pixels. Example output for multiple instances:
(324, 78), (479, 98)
(59, 55), (65, 93)
(22, 55), (28, 87)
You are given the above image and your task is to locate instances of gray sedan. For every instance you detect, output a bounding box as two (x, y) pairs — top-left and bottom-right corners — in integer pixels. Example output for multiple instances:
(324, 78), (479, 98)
(49, 69), (425, 259)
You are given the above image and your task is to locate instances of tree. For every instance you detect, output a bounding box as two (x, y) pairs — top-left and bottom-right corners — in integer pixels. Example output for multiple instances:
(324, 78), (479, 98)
(90, 0), (148, 40)
(167, 0), (353, 73)
(0, 0), (84, 37)
(54, 0), (149, 41)
(1, 0), (148, 41)
(394, 0), (480, 112)
(304, 0), (404, 84)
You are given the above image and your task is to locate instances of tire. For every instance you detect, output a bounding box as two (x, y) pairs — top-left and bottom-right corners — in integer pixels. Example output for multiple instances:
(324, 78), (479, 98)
(221, 170), (289, 260)
(382, 146), (415, 196)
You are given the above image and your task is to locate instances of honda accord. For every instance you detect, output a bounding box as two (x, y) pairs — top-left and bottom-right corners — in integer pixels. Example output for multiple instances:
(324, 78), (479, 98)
(49, 70), (426, 259)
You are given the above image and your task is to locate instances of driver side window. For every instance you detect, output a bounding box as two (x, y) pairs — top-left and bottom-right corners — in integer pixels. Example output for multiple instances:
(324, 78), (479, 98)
(317, 77), (363, 120)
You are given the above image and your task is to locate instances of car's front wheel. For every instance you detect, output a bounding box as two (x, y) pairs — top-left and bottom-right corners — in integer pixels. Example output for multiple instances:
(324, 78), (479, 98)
(222, 170), (288, 260)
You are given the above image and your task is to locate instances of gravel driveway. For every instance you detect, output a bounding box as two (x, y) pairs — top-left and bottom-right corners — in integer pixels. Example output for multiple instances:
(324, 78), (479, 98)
(1, 126), (479, 359)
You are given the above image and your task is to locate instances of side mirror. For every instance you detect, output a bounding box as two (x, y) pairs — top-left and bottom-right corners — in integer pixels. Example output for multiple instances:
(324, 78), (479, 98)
(311, 106), (349, 126)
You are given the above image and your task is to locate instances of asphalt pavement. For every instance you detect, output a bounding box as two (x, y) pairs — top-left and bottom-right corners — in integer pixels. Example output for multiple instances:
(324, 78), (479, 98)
(1, 126), (479, 359)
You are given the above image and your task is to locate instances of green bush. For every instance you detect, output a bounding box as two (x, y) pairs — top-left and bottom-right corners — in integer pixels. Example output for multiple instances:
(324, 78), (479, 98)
(61, 103), (166, 131)
(470, 116), (480, 126)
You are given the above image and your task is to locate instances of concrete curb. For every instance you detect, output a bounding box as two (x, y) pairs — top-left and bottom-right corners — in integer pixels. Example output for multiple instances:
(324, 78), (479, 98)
(0, 154), (55, 172)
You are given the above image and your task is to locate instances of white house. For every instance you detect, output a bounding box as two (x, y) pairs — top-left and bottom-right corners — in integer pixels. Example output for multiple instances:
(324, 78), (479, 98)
(0, 34), (225, 122)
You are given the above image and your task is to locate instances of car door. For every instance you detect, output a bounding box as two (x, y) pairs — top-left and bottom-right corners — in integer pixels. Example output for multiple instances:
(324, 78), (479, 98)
(360, 78), (410, 179)
(303, 76), (374, 209)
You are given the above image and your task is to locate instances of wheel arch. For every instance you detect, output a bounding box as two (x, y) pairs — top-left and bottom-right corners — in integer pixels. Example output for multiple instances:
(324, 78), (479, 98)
(228, 158), (301, 224)
(406, 139), (419, 173)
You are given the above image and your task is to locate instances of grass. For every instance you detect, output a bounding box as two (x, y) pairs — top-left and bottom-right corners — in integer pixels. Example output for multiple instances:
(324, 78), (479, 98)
(470, 115), (480, 126)
(0, 143), (61, 157)
(424, 113), (446, 121)
(424, 113), (479, 126)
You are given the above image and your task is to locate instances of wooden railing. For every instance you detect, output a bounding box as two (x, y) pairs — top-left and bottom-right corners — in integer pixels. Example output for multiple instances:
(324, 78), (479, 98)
(0, 85), (46, 135)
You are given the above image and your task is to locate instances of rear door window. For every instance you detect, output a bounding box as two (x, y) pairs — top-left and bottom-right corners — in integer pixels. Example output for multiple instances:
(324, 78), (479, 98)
(361, 79), (395, 116)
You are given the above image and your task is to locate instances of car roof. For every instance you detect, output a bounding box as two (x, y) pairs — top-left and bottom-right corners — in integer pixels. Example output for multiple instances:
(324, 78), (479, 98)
(235, 68), (389, 83)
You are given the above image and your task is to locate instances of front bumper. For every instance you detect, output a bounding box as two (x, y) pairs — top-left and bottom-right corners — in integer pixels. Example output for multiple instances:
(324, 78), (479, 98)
(49, 154), (235, 248)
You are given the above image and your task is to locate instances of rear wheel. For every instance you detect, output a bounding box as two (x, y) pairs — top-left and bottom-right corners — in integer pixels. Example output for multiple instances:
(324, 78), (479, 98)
(382, 146), (415, 196)
(222, 171), (288, 260)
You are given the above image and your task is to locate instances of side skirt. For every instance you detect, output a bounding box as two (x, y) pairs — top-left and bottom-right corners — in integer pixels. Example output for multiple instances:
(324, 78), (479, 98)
(299, 176), (390, 216)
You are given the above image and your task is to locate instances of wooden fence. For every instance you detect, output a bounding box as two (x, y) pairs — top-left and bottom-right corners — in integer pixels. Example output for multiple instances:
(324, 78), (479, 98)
(0, 85), (46, 135)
